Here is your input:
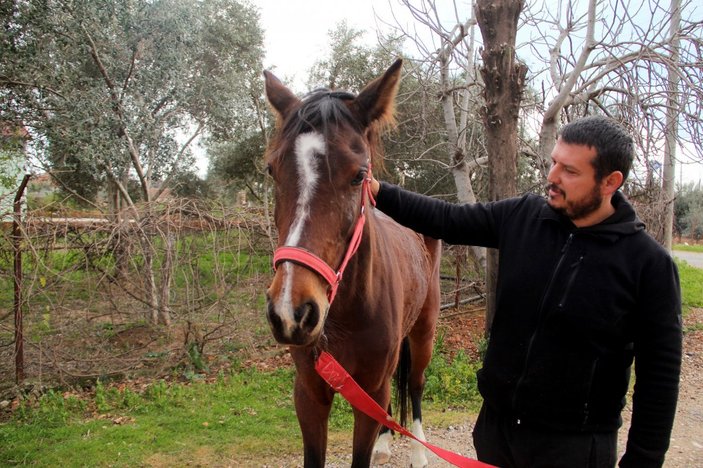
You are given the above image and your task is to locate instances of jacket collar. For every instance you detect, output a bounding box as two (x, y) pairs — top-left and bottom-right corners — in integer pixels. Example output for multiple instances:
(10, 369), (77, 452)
(538, 191), (645, 242)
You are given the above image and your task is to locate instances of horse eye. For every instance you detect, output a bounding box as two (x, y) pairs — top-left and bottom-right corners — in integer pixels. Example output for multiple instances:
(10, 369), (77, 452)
(351, 170), (367, 186)
(266, 164), (273, 177)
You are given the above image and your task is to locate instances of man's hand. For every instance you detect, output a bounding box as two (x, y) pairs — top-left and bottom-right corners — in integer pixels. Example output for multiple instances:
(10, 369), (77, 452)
(370, 177), (380, 197)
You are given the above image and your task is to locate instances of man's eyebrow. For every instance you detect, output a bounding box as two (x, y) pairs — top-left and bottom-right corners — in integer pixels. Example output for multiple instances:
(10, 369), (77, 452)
(551, 157), (578, 170)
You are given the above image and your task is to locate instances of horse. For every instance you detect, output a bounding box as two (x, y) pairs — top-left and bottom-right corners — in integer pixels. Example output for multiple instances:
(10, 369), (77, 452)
(263, 59), (442, 467)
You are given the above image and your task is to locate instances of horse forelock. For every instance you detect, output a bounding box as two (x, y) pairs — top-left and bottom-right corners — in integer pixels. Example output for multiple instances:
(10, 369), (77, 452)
(285, 90), (358, 139)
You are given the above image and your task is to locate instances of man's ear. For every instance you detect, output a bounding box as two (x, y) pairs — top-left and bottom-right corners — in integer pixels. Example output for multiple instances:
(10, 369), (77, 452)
(602, 171), (624, 195)
(263, 70), (300, 124)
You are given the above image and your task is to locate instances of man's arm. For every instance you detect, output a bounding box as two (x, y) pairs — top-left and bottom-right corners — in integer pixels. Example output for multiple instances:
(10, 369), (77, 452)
(372, 180), (500, 247)
(620, 255), (682, 467)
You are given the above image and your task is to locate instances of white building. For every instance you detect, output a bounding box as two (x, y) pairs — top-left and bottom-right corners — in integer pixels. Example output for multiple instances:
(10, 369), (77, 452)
(0, 123), (29, 223)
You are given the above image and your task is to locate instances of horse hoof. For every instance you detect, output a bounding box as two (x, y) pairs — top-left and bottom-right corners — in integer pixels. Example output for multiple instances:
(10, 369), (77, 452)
(372, 431), (393, 465)
(409, 445), (428, 467)
(372, 450), (391, 465)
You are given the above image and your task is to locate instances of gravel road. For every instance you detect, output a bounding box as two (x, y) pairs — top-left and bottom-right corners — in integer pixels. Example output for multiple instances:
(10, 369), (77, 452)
(673, 250), (703, 269)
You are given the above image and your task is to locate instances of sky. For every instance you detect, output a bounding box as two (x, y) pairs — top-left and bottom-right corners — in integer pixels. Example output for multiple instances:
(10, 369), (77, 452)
(194, 0), (391, 175)
(256, 0), (398, 91)
(250, 0), (703, 186)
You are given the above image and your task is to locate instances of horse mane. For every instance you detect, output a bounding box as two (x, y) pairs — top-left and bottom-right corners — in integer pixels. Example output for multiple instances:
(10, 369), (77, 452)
(268, 88), (392, 172)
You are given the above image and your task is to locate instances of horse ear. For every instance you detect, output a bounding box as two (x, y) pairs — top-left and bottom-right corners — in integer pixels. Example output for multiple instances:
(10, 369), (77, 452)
(351, 59), (403, 128)
(264, 70), (300, 122)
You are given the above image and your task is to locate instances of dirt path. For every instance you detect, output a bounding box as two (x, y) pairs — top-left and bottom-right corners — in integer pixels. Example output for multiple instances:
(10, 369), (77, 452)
(263, 308), (703, 467)
(658, 308), (703, 467)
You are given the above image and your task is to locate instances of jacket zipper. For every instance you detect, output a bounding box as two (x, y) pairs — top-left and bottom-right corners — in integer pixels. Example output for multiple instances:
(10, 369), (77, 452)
(512, 233), (574, 418)
(558, 255), (584, 308)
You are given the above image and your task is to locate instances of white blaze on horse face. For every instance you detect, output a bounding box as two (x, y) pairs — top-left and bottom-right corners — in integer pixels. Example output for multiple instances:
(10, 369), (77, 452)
(277, 132), (326, 326)
(285, 132), (324, 246)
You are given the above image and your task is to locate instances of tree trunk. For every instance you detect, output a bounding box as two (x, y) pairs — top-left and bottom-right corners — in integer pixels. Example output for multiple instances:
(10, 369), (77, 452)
(476, 0), (527, 335)
(662, 0), (681, 252)
(158, 227), (174, 326)
(439, 13), (486, 271)
(141, 230), (161, 325)
(107, 179), (129, 281)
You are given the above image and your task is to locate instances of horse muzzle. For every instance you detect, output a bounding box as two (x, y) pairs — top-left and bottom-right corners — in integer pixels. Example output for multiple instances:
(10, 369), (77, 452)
(265, 298), (327, 346)
(265, 268), (330, 347)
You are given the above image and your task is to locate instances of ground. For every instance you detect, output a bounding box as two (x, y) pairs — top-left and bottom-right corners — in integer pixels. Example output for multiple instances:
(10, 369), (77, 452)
(1, 301), (701, 466)
(259, 307), (703, 467)
(663, 307), (703, 467)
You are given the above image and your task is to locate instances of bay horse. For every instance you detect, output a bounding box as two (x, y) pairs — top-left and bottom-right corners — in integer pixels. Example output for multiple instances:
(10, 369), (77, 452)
(264, 59), (442, 467)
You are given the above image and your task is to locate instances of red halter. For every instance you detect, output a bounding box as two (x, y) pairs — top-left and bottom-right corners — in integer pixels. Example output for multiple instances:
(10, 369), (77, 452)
(272, 169), (376, 304)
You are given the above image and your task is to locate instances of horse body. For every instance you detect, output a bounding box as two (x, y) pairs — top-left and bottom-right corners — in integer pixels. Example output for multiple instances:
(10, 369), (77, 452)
(264, 59), (441, 467)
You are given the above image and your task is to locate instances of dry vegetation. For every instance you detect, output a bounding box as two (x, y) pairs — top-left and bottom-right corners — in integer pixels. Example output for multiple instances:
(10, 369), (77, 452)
(0, 205), (484, 399)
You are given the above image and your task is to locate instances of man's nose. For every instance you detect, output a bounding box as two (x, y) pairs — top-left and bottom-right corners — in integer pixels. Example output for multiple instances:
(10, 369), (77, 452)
(547, 165), (559, 184)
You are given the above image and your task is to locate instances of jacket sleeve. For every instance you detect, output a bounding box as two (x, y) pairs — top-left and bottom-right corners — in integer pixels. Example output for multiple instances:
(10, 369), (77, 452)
(619, 253), (682, 468)
(375, 181), (502, 247)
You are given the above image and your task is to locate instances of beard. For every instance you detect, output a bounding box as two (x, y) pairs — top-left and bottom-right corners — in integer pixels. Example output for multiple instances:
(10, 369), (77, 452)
(546, 183), (603, 221)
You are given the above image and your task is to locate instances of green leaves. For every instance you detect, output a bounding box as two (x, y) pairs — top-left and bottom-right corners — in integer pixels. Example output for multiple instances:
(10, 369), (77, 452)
(2, 0), (264, 202)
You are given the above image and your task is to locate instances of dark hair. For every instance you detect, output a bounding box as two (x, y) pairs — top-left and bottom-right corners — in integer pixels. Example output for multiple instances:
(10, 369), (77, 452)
(281, 89), (358, 139)
(559, 115), (634, 183)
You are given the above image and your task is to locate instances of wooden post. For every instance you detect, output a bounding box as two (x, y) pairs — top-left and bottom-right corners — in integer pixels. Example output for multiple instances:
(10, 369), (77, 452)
(13, 174), (30, 384)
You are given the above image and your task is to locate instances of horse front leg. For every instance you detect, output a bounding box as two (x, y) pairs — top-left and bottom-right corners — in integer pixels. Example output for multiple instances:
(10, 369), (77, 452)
(351, 384), (391, 468)
(372, 405), (394, 465)
(294, 376), (334, 468)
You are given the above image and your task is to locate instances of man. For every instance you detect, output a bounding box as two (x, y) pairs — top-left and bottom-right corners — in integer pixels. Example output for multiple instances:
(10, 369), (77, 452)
(370, 116), (682, 467)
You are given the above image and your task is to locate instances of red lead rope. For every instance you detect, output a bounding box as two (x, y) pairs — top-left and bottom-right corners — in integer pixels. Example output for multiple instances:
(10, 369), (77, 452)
(315, 351), (496, 468)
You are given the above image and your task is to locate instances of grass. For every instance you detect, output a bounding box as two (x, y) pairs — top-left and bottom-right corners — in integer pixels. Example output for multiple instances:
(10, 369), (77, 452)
(0, 369), (301, 466)
(0, 230), (270, 294)
(424, 331), (482, 411)
(0, 339), (479, 467)
(676, 258), (703, 337)
(676, 260), (703, 311)
(673, 243), (703, 253)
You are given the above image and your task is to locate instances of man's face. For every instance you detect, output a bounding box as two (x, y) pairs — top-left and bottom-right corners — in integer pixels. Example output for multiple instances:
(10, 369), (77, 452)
(546, 139), (604, 221)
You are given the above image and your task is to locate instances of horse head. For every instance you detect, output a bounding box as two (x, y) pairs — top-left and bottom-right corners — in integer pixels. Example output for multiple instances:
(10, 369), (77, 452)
(263, 60), (402, 347)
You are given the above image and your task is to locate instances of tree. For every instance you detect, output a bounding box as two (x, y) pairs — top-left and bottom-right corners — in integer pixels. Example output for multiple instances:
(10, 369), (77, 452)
(675, 182), (703, 240)
(662, 0), (682, 250)
(381, 0), (491, 271)
(0, 124), (28, 221)
(476, 0), (527, 332)
(307, 21), (392, 91)
(1, 0), (264, 324)
(208, 132), (266, 201)
(521, 0), (703, 248)
(303, 21), (458, 197)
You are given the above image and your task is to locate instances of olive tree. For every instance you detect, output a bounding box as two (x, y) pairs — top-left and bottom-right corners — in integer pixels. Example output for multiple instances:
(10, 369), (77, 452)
(1, 0), (265, 324)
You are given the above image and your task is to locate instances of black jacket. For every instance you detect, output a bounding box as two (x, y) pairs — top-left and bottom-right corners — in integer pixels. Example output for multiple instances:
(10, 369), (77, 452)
(377, 182), (682, 467)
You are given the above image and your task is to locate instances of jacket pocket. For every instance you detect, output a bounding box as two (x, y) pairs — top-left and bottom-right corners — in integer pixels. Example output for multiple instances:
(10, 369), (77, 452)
(582, 358), (598, 425)
(516, 346), (599, 428)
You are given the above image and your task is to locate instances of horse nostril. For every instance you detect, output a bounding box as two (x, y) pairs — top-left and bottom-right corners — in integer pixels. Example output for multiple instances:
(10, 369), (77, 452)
(294, 301), (311, 322)
(294, 301), (320, 329)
